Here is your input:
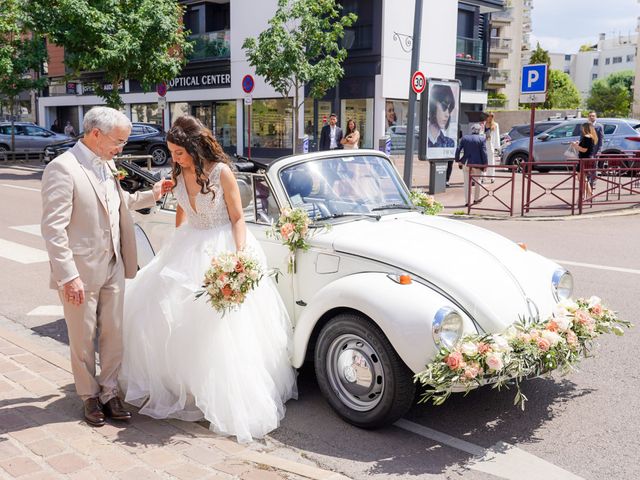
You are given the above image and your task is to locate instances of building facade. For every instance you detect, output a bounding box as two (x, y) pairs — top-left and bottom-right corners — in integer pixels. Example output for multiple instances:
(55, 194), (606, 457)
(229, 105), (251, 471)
(634, 7), (640, 118)
(486, 0), (532, 110)
(38, 0), (496, 157)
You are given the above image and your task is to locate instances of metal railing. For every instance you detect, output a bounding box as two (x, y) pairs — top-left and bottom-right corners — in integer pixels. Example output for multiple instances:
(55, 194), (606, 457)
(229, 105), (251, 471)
(0, 149), (45, 163)
(465, 165), (518, 216)
(489, 68), (510, 84)
(490, 37), (513, 52)
(456, 37), (483, 63)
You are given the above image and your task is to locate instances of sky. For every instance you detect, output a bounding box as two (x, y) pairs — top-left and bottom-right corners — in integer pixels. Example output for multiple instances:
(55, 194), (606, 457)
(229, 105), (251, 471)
(530, 0), (639, 54)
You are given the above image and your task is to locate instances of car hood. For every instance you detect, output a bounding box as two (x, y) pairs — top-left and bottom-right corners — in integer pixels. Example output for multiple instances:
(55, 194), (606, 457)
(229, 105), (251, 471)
(327, 212), (560, 333)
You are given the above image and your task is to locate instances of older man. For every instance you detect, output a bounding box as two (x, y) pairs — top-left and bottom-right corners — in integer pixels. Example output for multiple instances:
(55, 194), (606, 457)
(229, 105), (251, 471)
(41, 107), (172, 427)
(456, 123), (488, 206)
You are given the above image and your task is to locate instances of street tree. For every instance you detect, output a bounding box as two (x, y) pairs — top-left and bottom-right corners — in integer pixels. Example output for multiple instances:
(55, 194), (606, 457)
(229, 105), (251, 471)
(521, 44), (579, 109)
(528, 42), (551, 66)
(586, 70), (634, 117)
(0, 0), (48, 154)
(28, 0), (192, 109)
(242, 0), (357, 152)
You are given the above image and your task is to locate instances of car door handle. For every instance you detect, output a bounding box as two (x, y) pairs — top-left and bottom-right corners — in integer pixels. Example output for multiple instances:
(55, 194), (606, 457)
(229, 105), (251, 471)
(561, 141), (571, 145)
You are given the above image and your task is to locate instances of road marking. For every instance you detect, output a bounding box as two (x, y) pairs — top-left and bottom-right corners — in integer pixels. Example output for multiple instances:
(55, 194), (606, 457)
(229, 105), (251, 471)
(27, 306), (63, 317)
(10, 224), (41, 237)
(394, 419), (584, 480)
(553, 259), (640, 275)
(0, 239), (48, 264)
(0, 183), (40, 192)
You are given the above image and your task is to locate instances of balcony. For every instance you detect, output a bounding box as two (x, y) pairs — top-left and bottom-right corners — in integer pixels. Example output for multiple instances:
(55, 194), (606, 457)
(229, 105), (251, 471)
(188, 30), (230, 62)
(456, 37), (483, 64)
(490, 37), (512, 55)
(488, 68), (510, 84)
(491, 8), (513, 23)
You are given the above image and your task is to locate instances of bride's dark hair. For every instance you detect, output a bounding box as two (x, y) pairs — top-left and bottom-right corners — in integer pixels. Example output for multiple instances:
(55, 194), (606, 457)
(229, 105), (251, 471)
(167, 115), (229, 199)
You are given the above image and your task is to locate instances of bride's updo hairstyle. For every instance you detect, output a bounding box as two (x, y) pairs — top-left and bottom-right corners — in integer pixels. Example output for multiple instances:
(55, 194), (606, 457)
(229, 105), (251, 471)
(167, 115), (229, 198)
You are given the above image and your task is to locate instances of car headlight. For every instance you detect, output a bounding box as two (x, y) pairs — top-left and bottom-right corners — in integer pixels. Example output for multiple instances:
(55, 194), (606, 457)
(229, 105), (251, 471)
(432, 307), (463, 349)
(552, 269), (573, 301)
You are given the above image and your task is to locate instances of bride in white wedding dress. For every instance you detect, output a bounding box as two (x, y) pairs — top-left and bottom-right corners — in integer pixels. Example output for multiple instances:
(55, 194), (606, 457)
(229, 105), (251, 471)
(119, 115), (297, 443)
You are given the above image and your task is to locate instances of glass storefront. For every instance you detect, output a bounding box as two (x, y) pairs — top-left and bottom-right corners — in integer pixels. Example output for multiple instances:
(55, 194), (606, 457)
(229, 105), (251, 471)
(131, 103), (162, 126)
(303, 99), (331, 151)
(385, 99), (419, 153)
(340, 98), (373, 149)
(169, 101), (236, 154)
(246, 98), (293, 150)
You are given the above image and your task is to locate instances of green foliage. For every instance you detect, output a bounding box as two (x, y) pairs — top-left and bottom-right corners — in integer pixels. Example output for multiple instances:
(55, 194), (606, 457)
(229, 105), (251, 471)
(579, 44), (595, 52)
(529, 42), (551, 66)
(586, 70), (635, 117)
(242, 0), (356, 151)
(0, 0), (48, 109)
(28, 0), (192, 109)
(488, 91), (508, 109)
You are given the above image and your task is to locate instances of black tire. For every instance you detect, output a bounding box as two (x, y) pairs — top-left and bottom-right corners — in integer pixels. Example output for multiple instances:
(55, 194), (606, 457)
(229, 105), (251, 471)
(508, 152), (528, 173)
(314, 313), (415, 429)
(149, 145), (169, 166)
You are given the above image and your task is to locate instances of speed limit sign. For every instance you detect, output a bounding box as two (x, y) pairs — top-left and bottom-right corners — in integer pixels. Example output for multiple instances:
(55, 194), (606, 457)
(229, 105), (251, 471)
(411, 71), (426, 94)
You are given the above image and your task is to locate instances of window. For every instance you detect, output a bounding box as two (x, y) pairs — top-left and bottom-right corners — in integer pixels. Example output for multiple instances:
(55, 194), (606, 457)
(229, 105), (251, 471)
(605, 58), (610, 65)
(603, 124), (617, 135)
(592, 73), (598, 80)
(184, 2), (230, 61)
(612, 56), (622, 64)
(564, 54), (571, 61)
(23, 126), (49, 136)
(247, 98), (293, 149)
(131, 103), (162, 126)
(546, 124), (578, 139)
(593, 58), (598, 66)
(130, 125), (145, 136)
(236, 173), (279, 224)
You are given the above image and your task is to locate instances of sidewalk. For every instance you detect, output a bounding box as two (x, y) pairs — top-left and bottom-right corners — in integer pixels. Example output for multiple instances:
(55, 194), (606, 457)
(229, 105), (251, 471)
(0, 322), (347, 480)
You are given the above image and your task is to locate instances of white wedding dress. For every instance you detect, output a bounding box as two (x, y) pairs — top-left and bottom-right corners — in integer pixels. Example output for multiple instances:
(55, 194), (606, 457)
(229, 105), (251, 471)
(120, 162), (297, 443)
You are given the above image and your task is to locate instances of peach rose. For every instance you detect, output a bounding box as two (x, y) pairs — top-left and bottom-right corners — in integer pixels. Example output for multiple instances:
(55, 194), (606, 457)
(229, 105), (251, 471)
(566, 330), (578, 347)
(234, 261), (245, 273)
(591, 304), (603, 316)
(485, 352), (504, 372)
(463, 363), (481, 379)
(221, 285), (233, 298)
(445, 351), (464, 370)
(546, 320), (559, 332)
(536, 337), (551, 352)
(575, 309), (593, 326)
(280, 222), (295, 240)
(477, 342), (491, 355)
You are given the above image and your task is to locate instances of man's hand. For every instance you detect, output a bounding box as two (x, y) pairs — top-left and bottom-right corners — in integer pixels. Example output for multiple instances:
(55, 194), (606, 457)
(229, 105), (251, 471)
(63, 277), (85, 306)
(153, 179), (174, 201)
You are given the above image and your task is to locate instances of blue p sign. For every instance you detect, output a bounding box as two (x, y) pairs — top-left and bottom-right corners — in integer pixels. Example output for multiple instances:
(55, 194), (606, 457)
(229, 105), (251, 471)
(521, 64), (547, 94)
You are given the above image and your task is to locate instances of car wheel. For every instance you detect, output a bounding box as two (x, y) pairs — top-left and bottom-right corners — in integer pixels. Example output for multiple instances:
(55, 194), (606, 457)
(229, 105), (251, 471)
(149, 146), (169, 166)
(314, 312), (415, 428)
(508, 153), (528, 173)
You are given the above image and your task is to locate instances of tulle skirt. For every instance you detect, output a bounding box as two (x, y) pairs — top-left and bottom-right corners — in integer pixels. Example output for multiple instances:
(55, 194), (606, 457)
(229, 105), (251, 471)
(119, 223), (297, 443)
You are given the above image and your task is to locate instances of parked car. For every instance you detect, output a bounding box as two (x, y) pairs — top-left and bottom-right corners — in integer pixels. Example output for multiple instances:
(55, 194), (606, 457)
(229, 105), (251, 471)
(501, 118), (640, 171)
(500, 120), (563, 147)
(0, 122), (69, 153)
(124, 149), (574, 428)
(387, 125), (419, 153)
(44, 123), (170, 166)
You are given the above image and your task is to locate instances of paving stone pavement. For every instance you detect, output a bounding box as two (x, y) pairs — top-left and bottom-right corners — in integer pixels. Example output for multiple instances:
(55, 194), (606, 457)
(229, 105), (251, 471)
(0, 319), (349, 480)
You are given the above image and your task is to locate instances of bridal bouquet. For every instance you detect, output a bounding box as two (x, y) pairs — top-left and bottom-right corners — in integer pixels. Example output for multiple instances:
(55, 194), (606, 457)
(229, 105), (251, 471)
(415, 297), (632, 410)
(195, 250), (264, 315)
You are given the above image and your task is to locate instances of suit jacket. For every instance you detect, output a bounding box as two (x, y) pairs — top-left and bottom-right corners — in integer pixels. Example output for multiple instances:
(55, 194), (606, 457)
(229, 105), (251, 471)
(593, 122), (604, 154)
(41, 143), (156, 290)
(319, 124), (343, 151)
(455, 134), (488, 166)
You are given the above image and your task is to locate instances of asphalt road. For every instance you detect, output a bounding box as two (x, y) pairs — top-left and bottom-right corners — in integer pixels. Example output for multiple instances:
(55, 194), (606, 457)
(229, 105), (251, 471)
(1, 162), (638, 480)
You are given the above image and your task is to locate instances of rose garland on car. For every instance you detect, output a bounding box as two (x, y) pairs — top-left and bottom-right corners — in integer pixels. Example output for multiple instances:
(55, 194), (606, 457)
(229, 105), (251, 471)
(409, 189), (443, 215)
(414, 297), (632, 410)
(267, 207), (331, 273)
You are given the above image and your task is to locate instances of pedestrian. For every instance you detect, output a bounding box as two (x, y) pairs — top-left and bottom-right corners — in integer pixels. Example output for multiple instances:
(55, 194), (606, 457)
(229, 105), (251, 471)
(455, 123), (488, 206)
(588, 111), (604, 156)
(483, 112), (500, 183)
(340, 119), (360, 150)
(319, 113), (343, 151)
(51, 119), (62, 134)
(571, 122), (598, 199)
(40, 106), (170, 427)
(445, 128), (463, 187)
(64, 121), (76, 137)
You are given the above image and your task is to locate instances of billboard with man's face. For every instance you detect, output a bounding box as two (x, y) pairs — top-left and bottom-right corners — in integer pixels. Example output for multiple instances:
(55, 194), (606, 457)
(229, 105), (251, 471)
(419, 79), (461, 160)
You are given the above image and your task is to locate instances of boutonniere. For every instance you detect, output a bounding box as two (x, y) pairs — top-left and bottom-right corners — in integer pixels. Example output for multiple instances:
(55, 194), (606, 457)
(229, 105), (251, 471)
(109, 166), (128, 180)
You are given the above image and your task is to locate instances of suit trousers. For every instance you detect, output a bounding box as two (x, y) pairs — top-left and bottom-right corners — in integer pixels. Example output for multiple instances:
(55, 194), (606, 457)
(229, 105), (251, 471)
(463, 165), (482, 205)
(60, 254), (125, 403)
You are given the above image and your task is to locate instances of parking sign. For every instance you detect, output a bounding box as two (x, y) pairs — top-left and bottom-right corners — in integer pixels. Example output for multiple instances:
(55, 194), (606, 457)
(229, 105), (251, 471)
(520, 64), (547, 103)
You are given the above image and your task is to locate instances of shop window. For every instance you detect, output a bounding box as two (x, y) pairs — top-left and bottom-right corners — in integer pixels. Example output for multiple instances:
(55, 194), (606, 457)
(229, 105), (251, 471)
(247, 98), (293, 149)
(131, 103), (162, 126)
(340, 98), (373, 149)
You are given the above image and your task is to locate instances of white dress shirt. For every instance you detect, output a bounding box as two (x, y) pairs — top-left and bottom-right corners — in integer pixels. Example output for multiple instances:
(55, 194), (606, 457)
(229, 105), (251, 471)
(329, 125), (338, 149)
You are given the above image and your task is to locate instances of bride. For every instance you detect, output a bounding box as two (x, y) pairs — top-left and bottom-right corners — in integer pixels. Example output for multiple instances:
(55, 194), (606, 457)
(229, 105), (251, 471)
(119, 115), (297, 443)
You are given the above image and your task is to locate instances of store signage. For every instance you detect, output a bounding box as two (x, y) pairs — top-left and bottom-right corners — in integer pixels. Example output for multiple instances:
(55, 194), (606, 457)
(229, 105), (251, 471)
(168, 73), (231, 90)
(82, 81), (124, 95)
(66, 82), (78, 95)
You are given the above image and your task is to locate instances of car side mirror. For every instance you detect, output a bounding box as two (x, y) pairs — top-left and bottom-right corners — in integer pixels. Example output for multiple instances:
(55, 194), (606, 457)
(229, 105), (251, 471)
(537, 133), (549, 141)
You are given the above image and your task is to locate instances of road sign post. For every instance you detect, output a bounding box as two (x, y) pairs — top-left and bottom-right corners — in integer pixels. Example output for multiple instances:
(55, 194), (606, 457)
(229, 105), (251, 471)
(241, 75), (255, 159)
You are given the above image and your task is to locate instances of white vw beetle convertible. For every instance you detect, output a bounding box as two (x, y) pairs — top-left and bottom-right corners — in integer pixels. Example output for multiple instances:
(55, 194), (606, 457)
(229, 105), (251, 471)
(129, 150), (573, 428)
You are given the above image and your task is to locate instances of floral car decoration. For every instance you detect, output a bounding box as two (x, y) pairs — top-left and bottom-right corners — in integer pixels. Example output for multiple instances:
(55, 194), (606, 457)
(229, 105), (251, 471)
(415, 297), (632, 409)
(409, 189), (443, 215)
(195, 250), (264, 315)
(267, 207), (312, 273)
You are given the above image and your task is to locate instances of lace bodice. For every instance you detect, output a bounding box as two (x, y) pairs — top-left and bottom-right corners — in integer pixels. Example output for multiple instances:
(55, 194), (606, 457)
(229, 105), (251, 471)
(174, 162), (230, 230)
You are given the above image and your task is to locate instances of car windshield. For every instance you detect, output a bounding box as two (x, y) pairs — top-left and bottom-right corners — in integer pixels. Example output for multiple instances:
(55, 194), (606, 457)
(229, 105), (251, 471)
(279, 155), (411, 221)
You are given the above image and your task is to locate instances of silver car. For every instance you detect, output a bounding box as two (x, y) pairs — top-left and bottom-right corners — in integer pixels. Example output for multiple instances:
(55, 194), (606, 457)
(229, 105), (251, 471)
(0, 122), (69, 154)
(501, 118), (640, 171)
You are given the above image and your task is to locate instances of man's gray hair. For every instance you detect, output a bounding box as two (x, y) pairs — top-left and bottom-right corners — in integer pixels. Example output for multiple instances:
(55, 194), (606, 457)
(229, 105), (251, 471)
(83, 106), (131, 134)
(470, 123), (482, 134)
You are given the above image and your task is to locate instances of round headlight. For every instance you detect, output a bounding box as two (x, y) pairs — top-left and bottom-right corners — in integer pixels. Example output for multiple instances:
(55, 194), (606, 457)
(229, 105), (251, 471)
(432, 307), (463, 349)
(552, 269), (573, 301)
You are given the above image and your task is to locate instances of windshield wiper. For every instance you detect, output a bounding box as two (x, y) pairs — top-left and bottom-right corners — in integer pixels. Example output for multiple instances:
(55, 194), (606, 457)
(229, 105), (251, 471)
(314, 212), (381, 222)
(370, 204), (414, 212)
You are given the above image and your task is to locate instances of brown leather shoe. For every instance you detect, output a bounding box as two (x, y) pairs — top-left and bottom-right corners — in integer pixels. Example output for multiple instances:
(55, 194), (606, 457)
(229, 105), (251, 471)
(83, 397), (105, 427)
(103, 396), (131, 421)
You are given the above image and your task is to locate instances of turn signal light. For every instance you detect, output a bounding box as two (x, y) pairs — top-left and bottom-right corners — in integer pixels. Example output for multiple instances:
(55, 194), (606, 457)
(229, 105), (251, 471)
(517, 242), (527, 251)
(399, 274), (412, 285)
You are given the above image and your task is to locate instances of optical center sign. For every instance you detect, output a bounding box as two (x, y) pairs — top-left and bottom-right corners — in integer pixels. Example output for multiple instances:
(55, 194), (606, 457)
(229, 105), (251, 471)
(168, 72), (231, 90)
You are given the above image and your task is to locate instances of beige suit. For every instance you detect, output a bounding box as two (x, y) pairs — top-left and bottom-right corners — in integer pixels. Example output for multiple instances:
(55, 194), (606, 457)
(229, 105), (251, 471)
(41, 142), (156, 403)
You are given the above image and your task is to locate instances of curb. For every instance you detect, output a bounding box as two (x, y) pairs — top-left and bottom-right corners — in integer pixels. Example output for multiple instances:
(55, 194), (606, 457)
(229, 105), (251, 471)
(0, 325), (348, 480)
(440, 205), (640, 221)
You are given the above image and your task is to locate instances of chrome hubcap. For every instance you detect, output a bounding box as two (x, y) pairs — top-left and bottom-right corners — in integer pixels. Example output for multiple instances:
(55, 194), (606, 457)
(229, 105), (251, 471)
(326, 334), (384, 412)
(152, 149), (167, 164)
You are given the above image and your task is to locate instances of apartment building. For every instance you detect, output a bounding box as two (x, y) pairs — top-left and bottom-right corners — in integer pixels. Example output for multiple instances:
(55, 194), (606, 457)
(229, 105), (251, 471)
(486, 0), (532, 110)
